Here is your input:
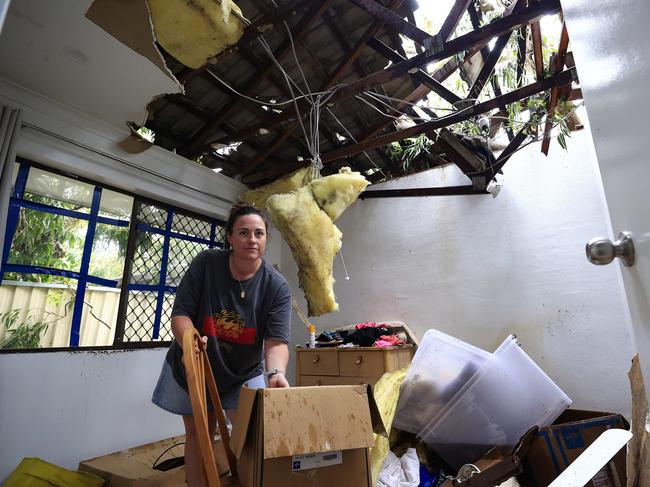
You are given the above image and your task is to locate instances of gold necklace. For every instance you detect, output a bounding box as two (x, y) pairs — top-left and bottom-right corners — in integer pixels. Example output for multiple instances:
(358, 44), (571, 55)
(237, 268), (261, 299)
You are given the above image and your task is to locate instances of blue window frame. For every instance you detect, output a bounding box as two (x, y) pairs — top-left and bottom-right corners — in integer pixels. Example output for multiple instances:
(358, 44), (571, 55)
(0, 159), (226, 350)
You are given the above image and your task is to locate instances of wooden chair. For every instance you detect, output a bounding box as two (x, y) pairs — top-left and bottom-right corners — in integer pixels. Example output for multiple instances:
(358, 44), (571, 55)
(182, 328), (239, 487)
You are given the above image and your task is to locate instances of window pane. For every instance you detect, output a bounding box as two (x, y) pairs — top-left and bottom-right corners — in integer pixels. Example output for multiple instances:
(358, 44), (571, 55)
(172, 213), (211, 239)
(23, 167), (94, 212)
(8, 208), (87, 274)
(130, 231), (163, 285)
(159, 293), (175, 342)
(99, 189), (133, 220)
(214, 224), (226, 245)
(89, 223), (129, 281)
(78, 284), (119, 346)
(166, 238), (206, 286)
(0, 279), (75, 349)
(137, 204), (167, 229)
(123, 291), (158, 342)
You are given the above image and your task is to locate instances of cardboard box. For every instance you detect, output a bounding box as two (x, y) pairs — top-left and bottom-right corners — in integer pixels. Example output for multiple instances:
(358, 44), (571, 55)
(521, 410), (629, 487)
(230, 384), (386, 487)
(78, 434), (230, 486)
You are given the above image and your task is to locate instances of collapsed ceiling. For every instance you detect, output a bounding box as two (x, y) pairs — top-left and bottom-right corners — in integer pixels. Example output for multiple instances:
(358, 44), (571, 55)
(144, 0), (581, 195)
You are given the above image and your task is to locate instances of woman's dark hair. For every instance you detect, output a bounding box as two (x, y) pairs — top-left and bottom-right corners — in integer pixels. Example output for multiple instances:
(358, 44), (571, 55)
(226, 203), (268, 235)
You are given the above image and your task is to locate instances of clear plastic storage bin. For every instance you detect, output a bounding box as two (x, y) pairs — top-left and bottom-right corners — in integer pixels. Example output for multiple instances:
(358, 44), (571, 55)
(419, 335), (572, 469)
(392, 329), (491, 434)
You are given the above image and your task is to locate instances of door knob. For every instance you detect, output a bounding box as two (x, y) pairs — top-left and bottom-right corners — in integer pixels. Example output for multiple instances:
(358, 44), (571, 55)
(586, 231), (635, 267)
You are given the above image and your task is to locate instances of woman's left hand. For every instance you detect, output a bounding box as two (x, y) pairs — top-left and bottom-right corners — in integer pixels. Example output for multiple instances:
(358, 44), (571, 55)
(268, 372), (290, 388)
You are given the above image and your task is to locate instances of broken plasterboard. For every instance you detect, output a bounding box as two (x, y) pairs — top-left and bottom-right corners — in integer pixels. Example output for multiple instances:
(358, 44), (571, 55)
(85, 0), (181, 89)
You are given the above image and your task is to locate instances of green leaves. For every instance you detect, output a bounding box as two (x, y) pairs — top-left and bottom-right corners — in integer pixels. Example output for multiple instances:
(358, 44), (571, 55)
(0, 309), (59, 349)
(385, 134), (433, 172)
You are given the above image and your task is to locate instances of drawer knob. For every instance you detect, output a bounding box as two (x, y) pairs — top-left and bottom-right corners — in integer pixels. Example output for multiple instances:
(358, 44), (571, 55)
(355, 356), (363, 364)
(312, 355), (320, 363)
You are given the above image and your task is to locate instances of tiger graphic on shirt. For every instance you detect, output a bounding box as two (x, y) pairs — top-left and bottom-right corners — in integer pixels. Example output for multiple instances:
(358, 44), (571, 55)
(202, 310), (257, 345)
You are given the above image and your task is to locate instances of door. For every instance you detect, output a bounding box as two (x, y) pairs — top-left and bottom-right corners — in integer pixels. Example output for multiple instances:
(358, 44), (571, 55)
(562, 0), (650, 402)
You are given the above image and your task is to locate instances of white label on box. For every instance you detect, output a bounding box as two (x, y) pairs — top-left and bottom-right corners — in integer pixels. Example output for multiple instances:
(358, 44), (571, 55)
(291, 451), (342, 471)
(590, 465), (614, 487)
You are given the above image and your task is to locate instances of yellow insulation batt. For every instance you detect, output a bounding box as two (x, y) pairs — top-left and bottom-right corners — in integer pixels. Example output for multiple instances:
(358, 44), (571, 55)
(267, 186), (342, 316)
(265, 168), (369, 316)
(240, 167), (312, 209)
(369, 368), (409, 487)
(310, 167), (369, 221)
(147, 0), (245, 69)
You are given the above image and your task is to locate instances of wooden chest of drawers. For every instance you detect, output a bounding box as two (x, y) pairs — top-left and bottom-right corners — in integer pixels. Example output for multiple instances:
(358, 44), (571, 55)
(295, 346), (415, 386)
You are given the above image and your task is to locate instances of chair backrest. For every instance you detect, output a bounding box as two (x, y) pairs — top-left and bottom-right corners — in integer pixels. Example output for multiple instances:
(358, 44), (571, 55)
(182, 328), (239, 486)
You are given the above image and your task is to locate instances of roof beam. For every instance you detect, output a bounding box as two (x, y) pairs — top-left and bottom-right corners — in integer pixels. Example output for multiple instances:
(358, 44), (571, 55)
(366, 37), (462, 104)
(225, 0), (558, 155)
(360, 185), (488, 198)
(182, 0), (334, 157)
(334, 0), (561, 103)
(436, 129), (486, 173)
(238, 0), (405, 177)
(344, 0), (432, 45)
(439, 0), (473, 41)
(241, 47), (485, 184)
(320, 67), (575, 164)
(530, 21), (544, 81)
(467, 30), (513, 100)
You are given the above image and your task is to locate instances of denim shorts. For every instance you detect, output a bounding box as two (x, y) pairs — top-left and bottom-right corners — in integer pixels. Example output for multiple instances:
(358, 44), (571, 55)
(151, 360), (266, 415)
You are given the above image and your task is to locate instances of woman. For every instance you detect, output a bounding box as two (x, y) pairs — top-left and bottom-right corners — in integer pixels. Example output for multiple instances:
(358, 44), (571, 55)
(152, 203), (291, 486)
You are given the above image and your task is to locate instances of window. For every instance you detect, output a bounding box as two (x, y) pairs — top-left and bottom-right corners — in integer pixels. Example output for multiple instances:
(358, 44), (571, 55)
(0, 158), (226, 350)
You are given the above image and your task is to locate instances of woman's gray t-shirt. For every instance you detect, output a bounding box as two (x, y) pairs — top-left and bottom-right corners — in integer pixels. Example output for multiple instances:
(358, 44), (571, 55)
(165, 249), (291, 395)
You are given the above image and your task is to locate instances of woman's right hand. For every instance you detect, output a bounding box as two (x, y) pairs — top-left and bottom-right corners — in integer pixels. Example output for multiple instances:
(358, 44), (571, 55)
(194, 335), (208, 355)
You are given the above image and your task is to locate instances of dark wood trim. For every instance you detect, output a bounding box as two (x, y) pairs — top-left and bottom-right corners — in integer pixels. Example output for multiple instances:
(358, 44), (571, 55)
(345, 0), (432, 45)
(359, 185), (489, 198)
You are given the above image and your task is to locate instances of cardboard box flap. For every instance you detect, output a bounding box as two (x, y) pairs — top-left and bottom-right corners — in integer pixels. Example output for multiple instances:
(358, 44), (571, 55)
(262, 385), (377, 459)
(366, 383), (388, 437)
(230, 387), (259, 459)
(555, 409), (630, 428)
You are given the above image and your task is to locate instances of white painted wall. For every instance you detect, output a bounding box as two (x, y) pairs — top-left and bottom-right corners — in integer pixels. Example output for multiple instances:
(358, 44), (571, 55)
(0, 79), (282, 480)
(0, 349), (181, 478)
(285, 124), (635, 418)
(0, 0), (181, 129)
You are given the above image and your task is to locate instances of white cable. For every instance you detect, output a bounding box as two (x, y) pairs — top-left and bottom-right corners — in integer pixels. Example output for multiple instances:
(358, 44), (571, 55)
(339, 247), (350, 280)
(326, 107), (388, 180)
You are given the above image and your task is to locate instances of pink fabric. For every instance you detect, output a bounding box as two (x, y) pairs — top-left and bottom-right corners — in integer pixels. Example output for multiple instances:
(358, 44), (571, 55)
(355, 321), (387, 330)
(374, 335), (403, 347)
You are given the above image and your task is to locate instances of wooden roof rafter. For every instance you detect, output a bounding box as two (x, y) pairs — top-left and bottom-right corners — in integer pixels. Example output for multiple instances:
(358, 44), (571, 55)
(360, 119), (535, 198)
(237, 0), (406, 178)
(320, 67), (576, 164)
(331, 0), (561, 104)
(242, 46), (487, 185)
(181, 0), (334, 157)
(344, 0), (433, 46)
(213, 0), (559, 162)
(541, 22), (570, 155)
